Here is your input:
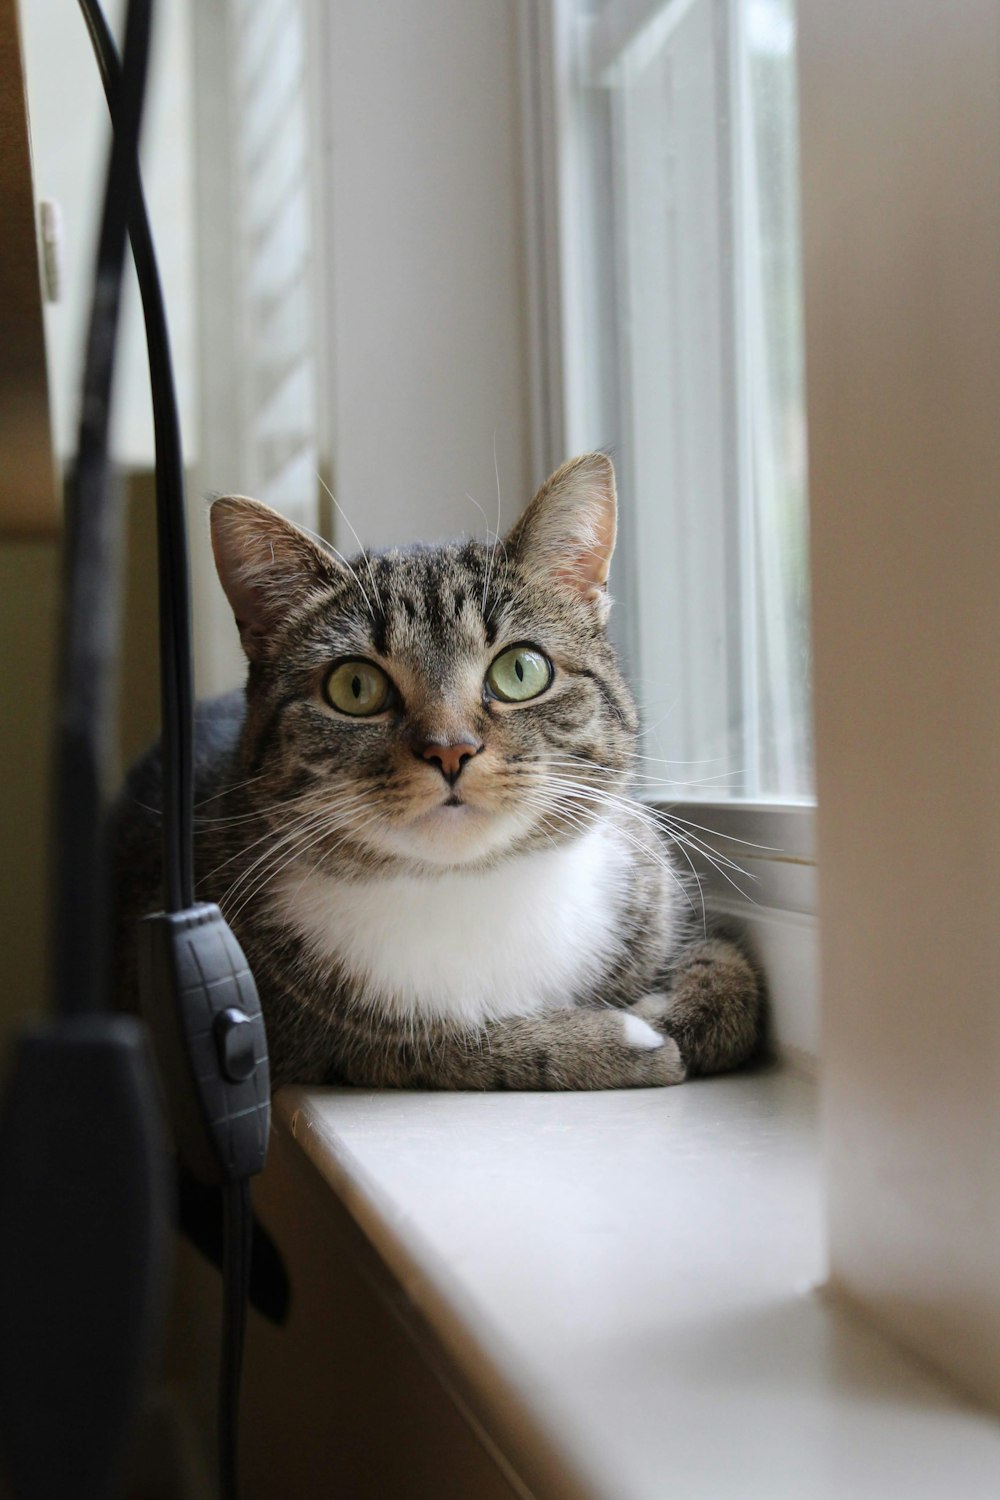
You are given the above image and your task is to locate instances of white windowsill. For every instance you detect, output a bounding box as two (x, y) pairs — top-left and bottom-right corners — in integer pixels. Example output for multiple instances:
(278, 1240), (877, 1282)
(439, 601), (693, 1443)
(276, 1070), (1000, 1500)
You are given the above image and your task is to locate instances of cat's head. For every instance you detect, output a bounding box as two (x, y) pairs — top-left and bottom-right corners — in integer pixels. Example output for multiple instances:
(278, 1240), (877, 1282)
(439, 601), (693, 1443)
(210, 453), (637, 872)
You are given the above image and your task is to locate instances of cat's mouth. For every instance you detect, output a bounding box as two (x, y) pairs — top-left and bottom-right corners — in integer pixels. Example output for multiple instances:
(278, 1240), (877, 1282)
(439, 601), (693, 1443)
(413, 790), (481, 821)
(360, 787), (535, 866)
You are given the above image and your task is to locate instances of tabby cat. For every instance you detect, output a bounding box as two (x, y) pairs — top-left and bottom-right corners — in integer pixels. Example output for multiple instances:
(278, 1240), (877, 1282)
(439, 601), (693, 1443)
(114, 453), (762, 1089)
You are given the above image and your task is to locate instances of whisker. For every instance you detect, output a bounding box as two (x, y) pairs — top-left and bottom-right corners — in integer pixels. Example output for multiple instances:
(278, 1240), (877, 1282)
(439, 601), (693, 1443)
(546, 775), (753, 877)
(225, 807), (387, 925)
(655, 821), (757, 903)
(192, 788), (321, 827)
(540, 774), (753, 907)
(193, 773), (268, 807)
(217, 809), (337, 913)
(276, 808), (388, 911)
(464, 491), (493, 548)
(316, 471), (385, 617)
(307, 473), (378, 620)
(222, 815), (352, 924)
(544, 756), (772, 853)
(216, 787), (373, 910)
(658, 810), (779, 854)
(200, 805), (326, 889)
(483, 432), (507, 620)
(544, 753), (746, 795)
(516, 785), (702, 918)
(201, 790), (371, 889)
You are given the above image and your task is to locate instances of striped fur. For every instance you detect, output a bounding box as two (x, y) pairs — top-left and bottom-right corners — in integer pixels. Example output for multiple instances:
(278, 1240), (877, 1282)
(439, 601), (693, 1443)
(113, 456), (762, 1089)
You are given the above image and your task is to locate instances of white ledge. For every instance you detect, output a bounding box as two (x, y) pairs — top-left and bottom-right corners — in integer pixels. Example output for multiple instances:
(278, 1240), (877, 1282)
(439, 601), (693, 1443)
(276, 1071), (1000, 1499)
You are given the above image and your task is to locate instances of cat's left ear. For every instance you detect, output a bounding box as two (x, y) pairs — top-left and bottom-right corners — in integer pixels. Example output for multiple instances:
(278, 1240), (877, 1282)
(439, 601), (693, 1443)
(506, 453), (617, 620)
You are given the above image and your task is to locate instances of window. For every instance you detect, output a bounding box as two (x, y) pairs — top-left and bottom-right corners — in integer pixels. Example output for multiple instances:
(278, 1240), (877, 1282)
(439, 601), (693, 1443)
(524, 0), (817, 1055)
(556, 0), (811, 801)
(193, 0), (818, 1055)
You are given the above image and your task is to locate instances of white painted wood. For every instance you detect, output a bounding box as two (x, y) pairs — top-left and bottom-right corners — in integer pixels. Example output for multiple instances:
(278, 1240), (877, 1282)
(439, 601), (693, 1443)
(275, 1077), (1000, 1499)
(711, 899), (820, 1064)
(516, 0), (571, 487)
(188, 0), (245, 698)
(583, 0), (700, 83)
(319, 1), (532, 550)
(799, 0), (1000, 1411)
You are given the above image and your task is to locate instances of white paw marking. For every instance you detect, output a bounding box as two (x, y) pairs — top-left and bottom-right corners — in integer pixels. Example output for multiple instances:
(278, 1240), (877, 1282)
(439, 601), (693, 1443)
(621, 1013), (665, 1051)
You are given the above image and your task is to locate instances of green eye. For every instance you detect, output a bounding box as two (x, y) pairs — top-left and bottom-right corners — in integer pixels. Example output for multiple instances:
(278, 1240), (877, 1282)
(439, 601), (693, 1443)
(324, 660), (393, 716)
(486, 646), (552, 703)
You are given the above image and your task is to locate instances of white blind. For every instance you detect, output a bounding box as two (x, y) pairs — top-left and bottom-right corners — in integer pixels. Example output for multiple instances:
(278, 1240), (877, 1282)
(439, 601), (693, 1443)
(228, 0), (321, 529)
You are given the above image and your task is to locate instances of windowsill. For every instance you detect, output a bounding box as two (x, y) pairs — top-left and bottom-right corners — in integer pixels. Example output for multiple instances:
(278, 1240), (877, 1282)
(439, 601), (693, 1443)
(275, 1070), (1000, 1499)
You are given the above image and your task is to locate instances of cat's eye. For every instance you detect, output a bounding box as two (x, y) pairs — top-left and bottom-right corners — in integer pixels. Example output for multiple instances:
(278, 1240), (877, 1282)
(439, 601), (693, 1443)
(324, 660), (393, 717)
(486, 646), (553, 703)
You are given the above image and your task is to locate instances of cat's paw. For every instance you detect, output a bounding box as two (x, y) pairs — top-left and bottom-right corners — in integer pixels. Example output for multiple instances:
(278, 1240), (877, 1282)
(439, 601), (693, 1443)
(625, 990), (689, 1079)
(614, 1008), (685, 1086)
(545, 1006), (685, 1088)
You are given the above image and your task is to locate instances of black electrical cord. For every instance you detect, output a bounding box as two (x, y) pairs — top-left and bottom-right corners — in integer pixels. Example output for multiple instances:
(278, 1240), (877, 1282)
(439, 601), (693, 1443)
(78, 0), (195, 916)
(220, 1180), (254, 1500)
(75, 8), (263, 1499)
(0, 4), (170, 1498)
(53, 0), (154, 1021)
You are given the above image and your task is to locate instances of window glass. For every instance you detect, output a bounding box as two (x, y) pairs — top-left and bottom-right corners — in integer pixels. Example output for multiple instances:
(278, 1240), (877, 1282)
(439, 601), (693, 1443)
(569, 0), (811, 802)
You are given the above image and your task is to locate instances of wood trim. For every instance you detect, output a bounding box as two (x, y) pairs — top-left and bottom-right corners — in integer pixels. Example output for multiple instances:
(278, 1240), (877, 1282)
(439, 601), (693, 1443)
(0, 0), (58, 536)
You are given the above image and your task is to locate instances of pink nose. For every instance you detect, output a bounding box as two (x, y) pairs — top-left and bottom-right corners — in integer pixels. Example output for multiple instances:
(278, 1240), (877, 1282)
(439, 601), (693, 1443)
(420, 741), (481, 786)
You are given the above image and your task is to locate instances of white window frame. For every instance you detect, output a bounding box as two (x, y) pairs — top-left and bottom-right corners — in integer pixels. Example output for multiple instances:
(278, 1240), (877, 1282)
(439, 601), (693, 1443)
(520, 0), (818, 1063)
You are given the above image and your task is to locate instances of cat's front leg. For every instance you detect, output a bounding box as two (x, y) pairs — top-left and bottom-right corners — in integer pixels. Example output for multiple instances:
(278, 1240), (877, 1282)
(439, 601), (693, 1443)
(633, 937), (763, 1077)
(334, 1006), (686, 1091)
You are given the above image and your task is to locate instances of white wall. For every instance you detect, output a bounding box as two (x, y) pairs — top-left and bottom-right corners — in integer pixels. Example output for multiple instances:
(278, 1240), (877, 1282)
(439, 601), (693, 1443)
(800, 0), (1000, 1410)
(319, 0), (533, 550)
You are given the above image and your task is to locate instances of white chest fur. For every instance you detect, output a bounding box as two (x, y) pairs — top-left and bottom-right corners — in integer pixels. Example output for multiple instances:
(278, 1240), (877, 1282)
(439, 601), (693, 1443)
(272, 822), (633, 1026)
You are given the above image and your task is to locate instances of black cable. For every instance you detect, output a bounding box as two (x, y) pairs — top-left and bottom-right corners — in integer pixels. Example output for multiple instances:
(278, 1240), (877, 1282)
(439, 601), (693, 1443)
(220, 1180), (254, 1500)
(77, 0), (195, 915)
(75, 13), (265, 1500)
(54, 0), (153, 1017)
(0, 1), (169, 1494)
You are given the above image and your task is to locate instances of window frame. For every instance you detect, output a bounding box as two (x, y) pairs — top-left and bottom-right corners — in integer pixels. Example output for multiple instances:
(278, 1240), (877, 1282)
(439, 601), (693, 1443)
(520, 0), (818, 1059)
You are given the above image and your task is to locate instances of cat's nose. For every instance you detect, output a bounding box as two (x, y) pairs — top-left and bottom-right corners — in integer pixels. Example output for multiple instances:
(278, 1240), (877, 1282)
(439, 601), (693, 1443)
(419, 740), (482, 787)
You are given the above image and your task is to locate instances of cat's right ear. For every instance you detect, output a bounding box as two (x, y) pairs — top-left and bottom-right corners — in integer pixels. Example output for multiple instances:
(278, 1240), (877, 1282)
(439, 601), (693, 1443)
(210, 496), (345, 660)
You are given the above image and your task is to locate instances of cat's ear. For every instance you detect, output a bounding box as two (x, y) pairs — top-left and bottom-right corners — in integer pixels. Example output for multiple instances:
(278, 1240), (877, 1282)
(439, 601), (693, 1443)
(506, 453), (617, 618)
(210, 496), (346, 659)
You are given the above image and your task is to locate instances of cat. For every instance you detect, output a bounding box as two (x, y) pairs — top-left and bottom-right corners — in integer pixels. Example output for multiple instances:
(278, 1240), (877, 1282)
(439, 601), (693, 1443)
(113, 453), (762, 1090)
